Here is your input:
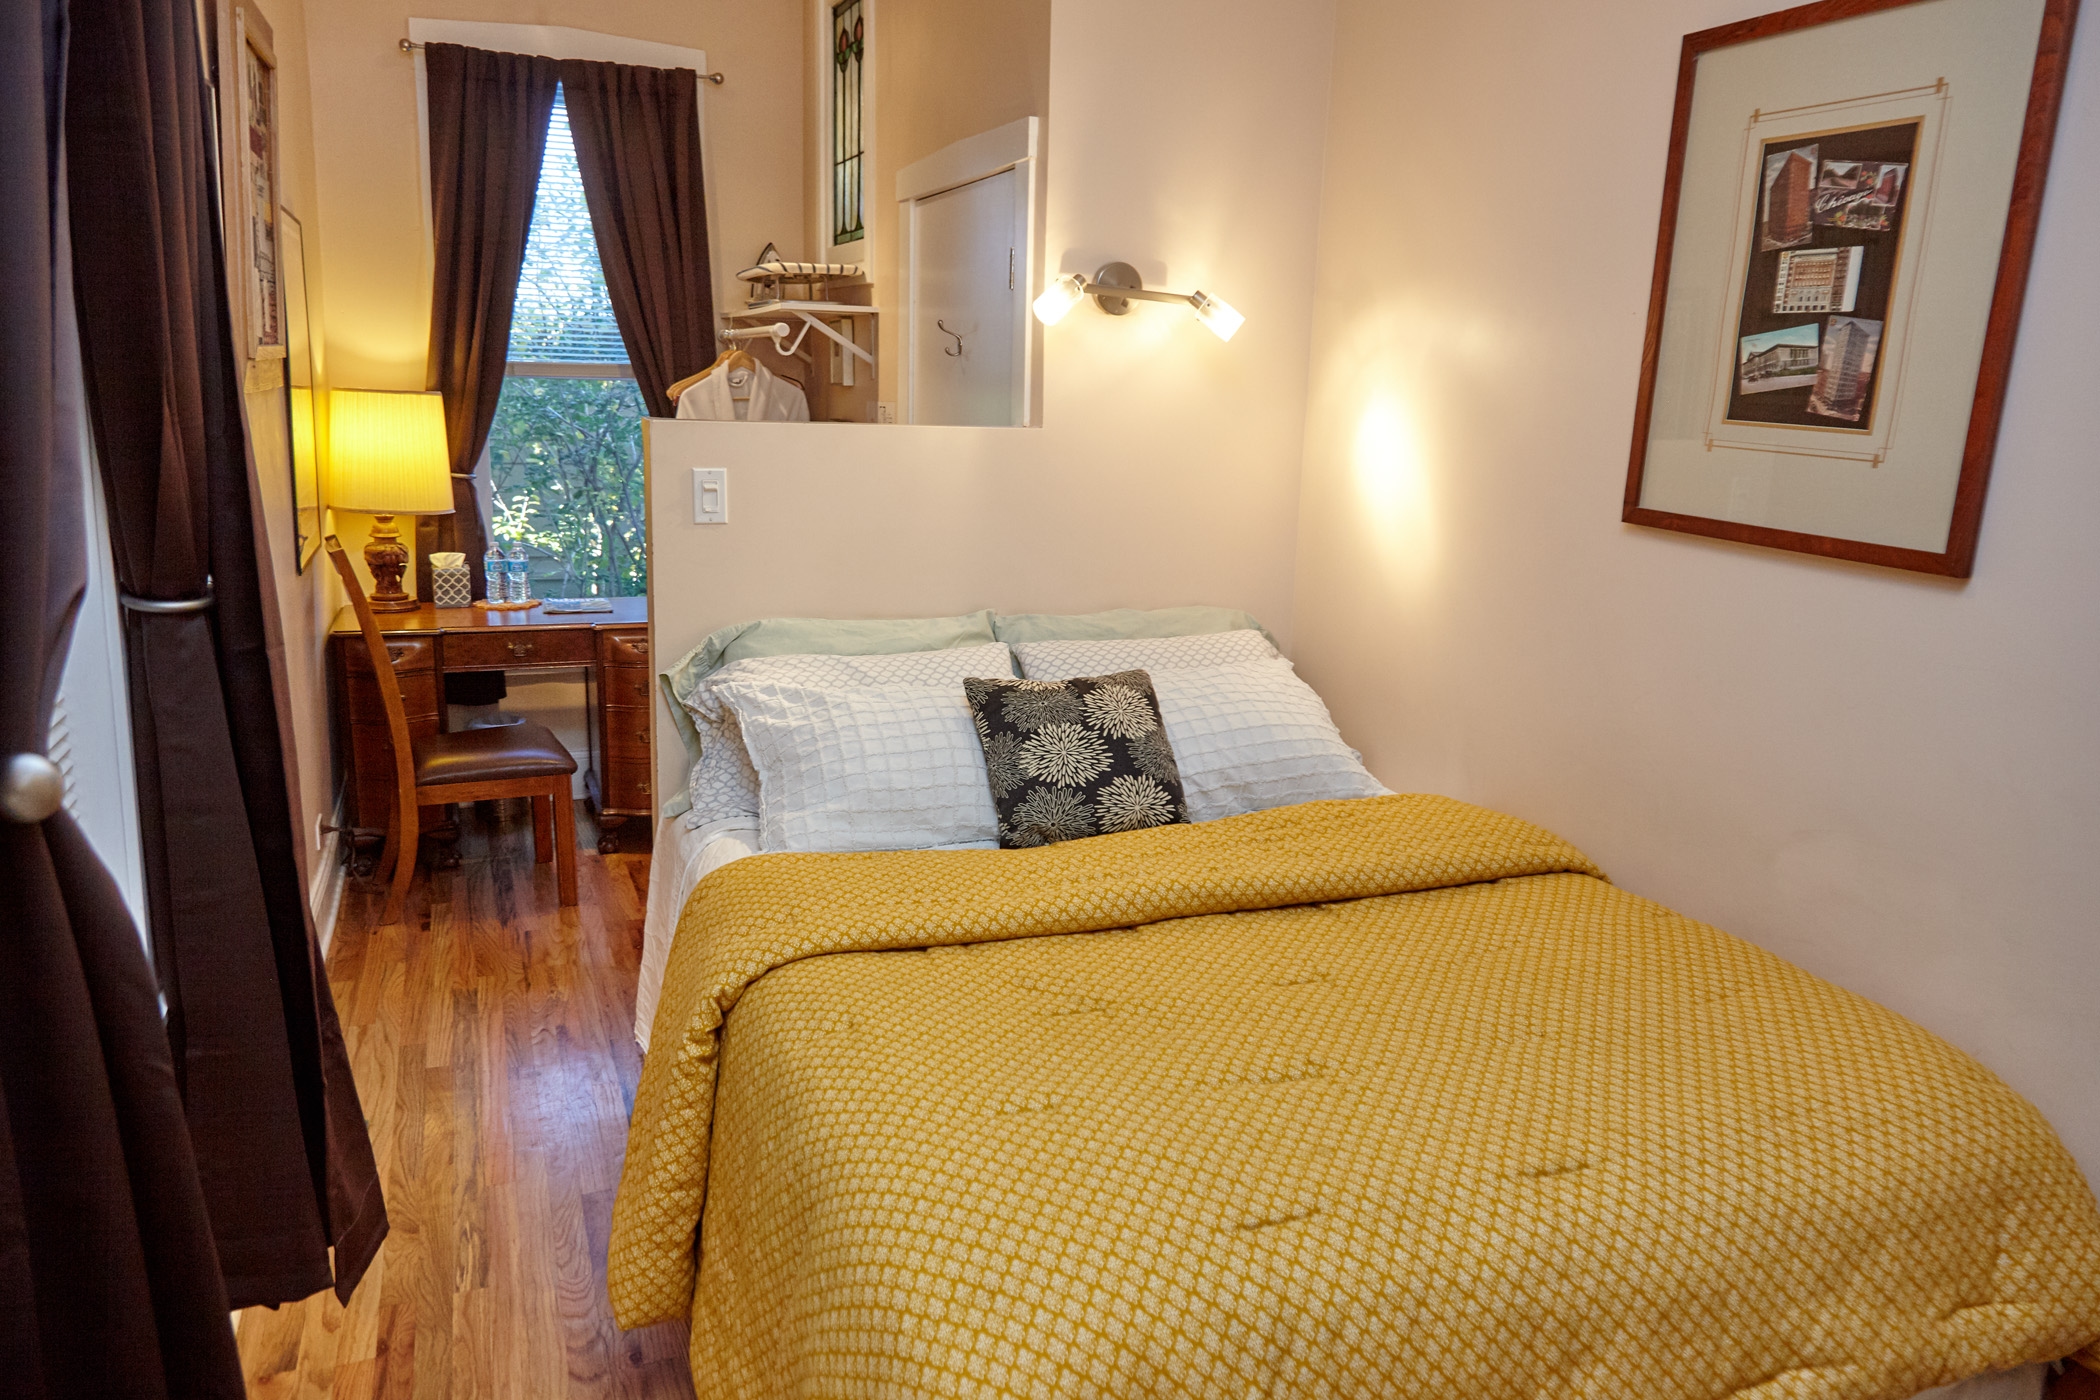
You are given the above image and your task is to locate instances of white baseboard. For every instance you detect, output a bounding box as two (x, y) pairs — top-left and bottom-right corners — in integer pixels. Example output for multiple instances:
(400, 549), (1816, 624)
(311, 792), (347, 956)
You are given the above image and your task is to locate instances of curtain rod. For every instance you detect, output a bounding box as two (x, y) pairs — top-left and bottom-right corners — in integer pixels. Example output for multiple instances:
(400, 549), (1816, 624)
(397, 37), (726, 82)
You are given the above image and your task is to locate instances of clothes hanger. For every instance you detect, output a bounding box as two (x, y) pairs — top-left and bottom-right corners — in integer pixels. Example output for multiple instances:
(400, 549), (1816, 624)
(666, 347), (761, 404)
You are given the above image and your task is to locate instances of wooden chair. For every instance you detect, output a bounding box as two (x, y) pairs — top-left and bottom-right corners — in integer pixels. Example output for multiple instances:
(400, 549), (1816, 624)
(324, 535), (578, 925)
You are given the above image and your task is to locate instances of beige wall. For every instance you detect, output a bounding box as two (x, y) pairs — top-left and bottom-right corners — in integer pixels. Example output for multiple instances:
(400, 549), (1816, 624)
(225, 0), (346, 930)
(1290, 0), (2100, 1172)
(648, 0), (1339, 803)
(303, 0), (803, 394)
(866, 0), (1053, 405)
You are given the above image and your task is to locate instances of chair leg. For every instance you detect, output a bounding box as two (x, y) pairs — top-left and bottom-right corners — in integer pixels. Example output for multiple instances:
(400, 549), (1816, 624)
(383, 800), (420, 927)
(532, 795), (553, 864)
(375, 812), (400, 887)
(551, 782), (578, 907)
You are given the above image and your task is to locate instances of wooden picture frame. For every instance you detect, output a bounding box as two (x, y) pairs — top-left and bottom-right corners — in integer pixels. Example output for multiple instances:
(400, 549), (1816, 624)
(232, 4), (287, 366)
(279, 208), (323, 570)
(1622, 0), (2080, 577)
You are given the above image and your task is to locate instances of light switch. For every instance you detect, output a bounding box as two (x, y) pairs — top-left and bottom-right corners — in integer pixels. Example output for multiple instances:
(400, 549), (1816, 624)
(692, 467), (729, 524)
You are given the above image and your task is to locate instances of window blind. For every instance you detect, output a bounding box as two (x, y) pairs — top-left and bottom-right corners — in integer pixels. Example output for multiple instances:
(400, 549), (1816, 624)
(508, 88), (629, 365)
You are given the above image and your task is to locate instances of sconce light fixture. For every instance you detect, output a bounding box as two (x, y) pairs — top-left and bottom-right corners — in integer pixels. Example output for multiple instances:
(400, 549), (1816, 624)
(1033, 262), (1245, 341)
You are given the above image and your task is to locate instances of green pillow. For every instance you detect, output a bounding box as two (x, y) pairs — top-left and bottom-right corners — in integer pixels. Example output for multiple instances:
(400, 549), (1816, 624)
(658, 610), (1004, 798)
(991, 605), (1273, 645)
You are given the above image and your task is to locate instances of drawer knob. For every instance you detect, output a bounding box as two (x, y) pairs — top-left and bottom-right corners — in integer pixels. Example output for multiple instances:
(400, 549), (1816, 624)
(635, 730), (648, 744)
(509, 640), (535, 658)
(638, 780), (651, 795)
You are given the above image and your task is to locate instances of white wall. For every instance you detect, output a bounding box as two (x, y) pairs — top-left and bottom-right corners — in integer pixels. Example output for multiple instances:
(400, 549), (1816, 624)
(647, 0), (1340, 803)
(1291, 0), (2100, 1172)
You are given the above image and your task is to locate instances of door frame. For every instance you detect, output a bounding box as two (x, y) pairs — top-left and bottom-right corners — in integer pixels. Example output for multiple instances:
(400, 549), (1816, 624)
(895, 116), (1040, 427)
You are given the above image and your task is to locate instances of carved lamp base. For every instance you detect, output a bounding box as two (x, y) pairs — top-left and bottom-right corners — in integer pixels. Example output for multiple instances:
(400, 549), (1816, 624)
(364, 513), (420, 613)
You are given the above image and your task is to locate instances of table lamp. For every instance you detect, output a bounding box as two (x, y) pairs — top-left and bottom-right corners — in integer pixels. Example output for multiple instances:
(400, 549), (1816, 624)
(327, 389), (454, 613)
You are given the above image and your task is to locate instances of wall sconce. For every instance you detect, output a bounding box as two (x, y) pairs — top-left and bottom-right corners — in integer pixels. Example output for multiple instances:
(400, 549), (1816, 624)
(1033, 262), (1245, 341)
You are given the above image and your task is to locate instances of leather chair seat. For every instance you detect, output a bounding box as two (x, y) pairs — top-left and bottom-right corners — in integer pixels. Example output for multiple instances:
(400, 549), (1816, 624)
(413, 720), (578, 786)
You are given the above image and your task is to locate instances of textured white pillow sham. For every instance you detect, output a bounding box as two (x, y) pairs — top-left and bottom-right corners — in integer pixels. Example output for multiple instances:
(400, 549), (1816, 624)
(1012, 627), (1277, 679)
(1149, 659), (1390, 821)
(683, 642), (1014, 829)
(713, 680), (1001, 853)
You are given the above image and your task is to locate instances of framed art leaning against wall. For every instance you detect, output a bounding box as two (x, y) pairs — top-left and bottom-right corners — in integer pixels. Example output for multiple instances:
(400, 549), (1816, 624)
(1622, 0), (2079, 577)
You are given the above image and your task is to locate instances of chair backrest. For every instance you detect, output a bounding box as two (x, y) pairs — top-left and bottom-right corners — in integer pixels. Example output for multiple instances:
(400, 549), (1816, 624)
(324, 535), (419, 812)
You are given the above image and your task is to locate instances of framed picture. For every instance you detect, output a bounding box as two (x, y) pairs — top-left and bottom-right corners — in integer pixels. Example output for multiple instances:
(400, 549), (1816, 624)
(233, 5), (286, 364)
(279, 209), (323, 571)
(1622, 0), (2079, 577)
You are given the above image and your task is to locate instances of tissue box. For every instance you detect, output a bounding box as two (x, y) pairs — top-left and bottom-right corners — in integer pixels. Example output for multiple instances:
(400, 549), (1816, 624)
(429, 552), (472, 608)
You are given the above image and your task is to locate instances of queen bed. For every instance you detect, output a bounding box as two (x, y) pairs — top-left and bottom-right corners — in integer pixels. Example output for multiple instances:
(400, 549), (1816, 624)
(615, 612), (2100, 1400)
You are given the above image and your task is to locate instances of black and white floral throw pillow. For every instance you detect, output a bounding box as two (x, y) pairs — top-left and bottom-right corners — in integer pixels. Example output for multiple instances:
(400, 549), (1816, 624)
(963, 670), (1188, 849)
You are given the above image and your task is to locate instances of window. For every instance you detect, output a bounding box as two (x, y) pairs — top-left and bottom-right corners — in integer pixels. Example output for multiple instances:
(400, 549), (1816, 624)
(487, 86), (647, 599)
(831, 0), (865, 245)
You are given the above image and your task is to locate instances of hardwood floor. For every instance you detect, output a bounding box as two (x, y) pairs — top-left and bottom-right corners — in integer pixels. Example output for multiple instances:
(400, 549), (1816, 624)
(237, 801), (695, 1399)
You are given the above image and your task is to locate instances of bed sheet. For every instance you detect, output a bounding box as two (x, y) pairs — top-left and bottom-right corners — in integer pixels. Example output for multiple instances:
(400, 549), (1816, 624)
(636, 814), (759, 1050)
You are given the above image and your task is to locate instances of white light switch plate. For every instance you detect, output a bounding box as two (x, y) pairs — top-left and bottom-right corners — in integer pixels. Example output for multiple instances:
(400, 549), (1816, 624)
(692, 467), (729, 524)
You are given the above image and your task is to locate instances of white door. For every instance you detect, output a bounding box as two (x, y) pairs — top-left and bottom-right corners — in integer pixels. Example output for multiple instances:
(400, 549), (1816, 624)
(910, 167), (1021, 426)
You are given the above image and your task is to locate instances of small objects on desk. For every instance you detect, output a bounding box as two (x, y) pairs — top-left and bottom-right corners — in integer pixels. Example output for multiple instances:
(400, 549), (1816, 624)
(429, 551), (473, 607)
(504, 540), (531, 604)
(479, 599), (540, 612)
(541, 597), (614, 613)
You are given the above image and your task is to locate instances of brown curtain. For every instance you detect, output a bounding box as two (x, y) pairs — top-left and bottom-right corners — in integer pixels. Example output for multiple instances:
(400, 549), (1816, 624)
(63, 0), (384, 1310)
(560, 57), (718, 418)
(1, 0), (245, 1394)
(422, 43), (559, 600)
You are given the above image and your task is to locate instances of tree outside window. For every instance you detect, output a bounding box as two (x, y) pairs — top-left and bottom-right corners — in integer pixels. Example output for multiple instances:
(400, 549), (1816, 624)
(490, 85), (646, 599)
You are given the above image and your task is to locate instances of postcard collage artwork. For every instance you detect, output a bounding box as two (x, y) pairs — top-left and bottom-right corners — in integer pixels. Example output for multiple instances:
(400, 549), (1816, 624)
(1727, 121), (1917, 430)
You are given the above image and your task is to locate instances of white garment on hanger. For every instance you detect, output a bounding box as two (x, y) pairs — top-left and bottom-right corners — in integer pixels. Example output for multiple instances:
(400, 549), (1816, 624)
(674, 361), (811, 422)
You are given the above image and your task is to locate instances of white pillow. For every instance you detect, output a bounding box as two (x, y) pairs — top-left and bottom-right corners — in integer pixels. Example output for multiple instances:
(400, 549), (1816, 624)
(683, 642), (1015, 829)
(714, 681), (1001, 853)
(1013, 628), (1277, 679)
(1149, 660), (1390, 821)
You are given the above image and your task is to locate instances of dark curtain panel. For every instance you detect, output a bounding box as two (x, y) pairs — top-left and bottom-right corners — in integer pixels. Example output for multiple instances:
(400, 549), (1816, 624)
(64, 0), (384, 1308)
(0, 0), (245, 1394)
(422, 42), (558, 600)
(560, 57), (718, 418)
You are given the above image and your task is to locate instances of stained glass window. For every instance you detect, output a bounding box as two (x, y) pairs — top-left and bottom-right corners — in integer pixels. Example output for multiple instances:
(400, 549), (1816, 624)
(831, 0), (865, 245)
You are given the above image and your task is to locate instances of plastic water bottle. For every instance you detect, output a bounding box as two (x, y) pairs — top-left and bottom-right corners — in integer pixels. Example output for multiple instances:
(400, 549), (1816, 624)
(484, 542), (506, 603)
(505, 541), (530, 604)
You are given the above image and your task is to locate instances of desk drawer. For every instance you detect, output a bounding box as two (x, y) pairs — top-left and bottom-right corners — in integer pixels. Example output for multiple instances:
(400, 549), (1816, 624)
(443, 627), (594, 671)
(598, 761), (653, 813)
(599, 628), (651, 666)
(341, 635), (435, 676)
(600, 664), (653, 710)
(345, 671), (438, 727)
(601, 708), (653, 758)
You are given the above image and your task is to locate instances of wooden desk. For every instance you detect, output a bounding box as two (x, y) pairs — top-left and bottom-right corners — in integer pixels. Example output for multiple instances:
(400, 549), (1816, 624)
(328, 598), (654, 860)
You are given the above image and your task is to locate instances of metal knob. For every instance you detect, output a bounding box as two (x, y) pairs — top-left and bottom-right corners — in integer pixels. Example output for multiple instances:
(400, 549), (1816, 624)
(2, 753), (64, 823)
(510, 640), (534, 657)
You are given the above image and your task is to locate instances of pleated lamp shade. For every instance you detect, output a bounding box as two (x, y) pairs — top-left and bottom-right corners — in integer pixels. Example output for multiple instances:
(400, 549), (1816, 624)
(326, 389), (454, 515)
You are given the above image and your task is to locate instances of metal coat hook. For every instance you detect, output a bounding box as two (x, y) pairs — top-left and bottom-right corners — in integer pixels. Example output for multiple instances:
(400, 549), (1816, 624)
(937, 320), (965, 357)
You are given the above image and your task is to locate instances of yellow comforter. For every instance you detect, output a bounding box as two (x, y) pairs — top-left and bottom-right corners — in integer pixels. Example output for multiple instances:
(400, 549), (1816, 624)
(611, 795), (2100, 1398)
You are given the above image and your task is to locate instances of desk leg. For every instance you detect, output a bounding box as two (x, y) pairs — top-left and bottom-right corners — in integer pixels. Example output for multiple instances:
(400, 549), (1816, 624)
(596, 814), (626, 855)
(428, 806), (462, 869)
